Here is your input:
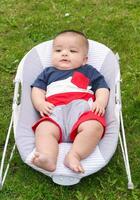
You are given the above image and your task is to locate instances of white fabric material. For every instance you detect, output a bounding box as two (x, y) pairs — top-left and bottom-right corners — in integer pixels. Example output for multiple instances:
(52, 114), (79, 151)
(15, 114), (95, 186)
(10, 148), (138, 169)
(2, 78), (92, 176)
(14, 39), (119, 185)
(87, 40), (110, 71)
(35, 40), (110, 72)
(25, 143), (106, 179)
(35, 40), (53, 68)
(46, 77), (93, 98)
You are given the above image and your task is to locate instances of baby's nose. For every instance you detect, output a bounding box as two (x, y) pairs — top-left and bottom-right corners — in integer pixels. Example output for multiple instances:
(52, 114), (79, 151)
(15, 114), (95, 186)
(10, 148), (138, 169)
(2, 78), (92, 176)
(62, 49), (68, 56)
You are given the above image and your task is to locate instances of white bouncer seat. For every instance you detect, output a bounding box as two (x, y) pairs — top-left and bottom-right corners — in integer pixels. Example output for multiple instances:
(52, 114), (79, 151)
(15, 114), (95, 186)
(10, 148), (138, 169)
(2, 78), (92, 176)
(13, 40), (120, 186)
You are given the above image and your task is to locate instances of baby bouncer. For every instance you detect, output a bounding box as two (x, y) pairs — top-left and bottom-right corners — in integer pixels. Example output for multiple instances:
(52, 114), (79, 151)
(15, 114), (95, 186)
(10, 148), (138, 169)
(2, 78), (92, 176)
(0, 39), (134, 189)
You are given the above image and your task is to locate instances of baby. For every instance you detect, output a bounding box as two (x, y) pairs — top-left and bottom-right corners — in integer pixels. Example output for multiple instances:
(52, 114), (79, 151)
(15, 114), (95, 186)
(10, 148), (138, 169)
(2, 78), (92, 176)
(31, 30), (110, 173)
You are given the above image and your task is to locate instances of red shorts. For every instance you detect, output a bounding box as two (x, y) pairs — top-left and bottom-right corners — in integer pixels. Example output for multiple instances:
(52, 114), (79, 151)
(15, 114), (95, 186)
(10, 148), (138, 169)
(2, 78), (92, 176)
(32, 111), (106, 143)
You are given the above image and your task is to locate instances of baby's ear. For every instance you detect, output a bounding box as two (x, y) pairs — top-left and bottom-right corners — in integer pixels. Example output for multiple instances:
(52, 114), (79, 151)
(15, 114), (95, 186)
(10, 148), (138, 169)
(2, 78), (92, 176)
(83, 56), (88, 65)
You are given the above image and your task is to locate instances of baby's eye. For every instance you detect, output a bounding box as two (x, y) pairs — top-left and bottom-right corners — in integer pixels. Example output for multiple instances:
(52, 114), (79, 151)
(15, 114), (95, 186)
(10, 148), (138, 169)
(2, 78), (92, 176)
(55, 49), (61, 52)
(70, 50), (78, 53)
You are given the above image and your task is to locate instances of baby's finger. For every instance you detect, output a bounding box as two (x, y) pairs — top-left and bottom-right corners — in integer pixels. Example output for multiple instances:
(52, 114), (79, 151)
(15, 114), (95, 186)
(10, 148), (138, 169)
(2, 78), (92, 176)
(48, 105), (55, 110)
(92, 104), (97, 113)
(45, 107), (53, 115)
(46, 102), (55, 108)
(40, 111), (45, 117)
(50, 103), (55, 107)
(98, 108), (105, 116)
(97, 109), (102, 116)
(92, 107), (96, 113)
(101, 109), (105, 116)
(94, 106), (100, 115)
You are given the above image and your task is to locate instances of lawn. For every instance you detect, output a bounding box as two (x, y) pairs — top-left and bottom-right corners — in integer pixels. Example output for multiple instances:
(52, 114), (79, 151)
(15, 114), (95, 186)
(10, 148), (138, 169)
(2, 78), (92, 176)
(0, 0), (140, 199)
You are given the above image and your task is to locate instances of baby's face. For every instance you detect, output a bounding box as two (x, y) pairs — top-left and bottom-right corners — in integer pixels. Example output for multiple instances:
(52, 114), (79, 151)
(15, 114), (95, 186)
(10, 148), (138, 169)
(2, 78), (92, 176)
(52, 34), (88, 70)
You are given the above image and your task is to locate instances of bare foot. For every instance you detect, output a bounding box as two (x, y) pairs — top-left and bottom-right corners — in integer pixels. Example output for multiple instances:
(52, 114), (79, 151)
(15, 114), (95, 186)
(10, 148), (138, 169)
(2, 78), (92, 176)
(64, 152), (85, 173)
(32, 152), (56, 172)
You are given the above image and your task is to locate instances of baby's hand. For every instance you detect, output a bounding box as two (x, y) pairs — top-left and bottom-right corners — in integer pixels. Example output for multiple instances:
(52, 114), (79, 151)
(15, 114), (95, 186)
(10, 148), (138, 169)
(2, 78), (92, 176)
(38, 101), (55, 117)
(92, 101), (105, 116)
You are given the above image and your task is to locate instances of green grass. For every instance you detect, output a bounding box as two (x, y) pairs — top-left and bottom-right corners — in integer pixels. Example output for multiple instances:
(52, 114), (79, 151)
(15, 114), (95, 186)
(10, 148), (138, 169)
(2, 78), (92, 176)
(0, 0), (140, 199)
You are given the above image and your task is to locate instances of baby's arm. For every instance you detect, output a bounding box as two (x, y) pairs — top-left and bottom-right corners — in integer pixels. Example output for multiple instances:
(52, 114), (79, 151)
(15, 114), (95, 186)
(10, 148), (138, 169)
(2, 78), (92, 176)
(31, 87), (54, 117)
(92, 88), (109, 116)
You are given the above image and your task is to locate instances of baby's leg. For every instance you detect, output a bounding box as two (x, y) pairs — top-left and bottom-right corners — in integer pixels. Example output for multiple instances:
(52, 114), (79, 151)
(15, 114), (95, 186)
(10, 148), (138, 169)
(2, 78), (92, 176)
(64, 120), (103, 173)
(32, 121), (60, 171)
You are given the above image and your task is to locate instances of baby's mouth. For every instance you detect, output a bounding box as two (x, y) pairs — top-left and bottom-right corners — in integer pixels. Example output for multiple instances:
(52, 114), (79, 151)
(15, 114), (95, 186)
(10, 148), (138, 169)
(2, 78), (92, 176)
(60, 59), (70, 63)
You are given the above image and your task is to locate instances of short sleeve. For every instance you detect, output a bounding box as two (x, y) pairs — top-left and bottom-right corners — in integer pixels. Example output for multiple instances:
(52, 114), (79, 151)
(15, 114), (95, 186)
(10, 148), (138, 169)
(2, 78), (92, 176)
(31, 68), (49, 91)
(89, 66), (110, 92)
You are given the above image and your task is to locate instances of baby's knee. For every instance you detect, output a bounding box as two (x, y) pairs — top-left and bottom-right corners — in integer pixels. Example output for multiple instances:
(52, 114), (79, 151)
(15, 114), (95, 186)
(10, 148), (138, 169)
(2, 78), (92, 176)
(79, 120), (103, 132)
(79, 120), (103, 135)
(93, 122), (103, 133)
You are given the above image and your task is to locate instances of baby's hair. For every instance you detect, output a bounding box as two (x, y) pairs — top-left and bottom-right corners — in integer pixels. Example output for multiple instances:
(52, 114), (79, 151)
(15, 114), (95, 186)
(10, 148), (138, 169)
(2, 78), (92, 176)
(54, 30), (89, 52)
(55, 30), (87, 38)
